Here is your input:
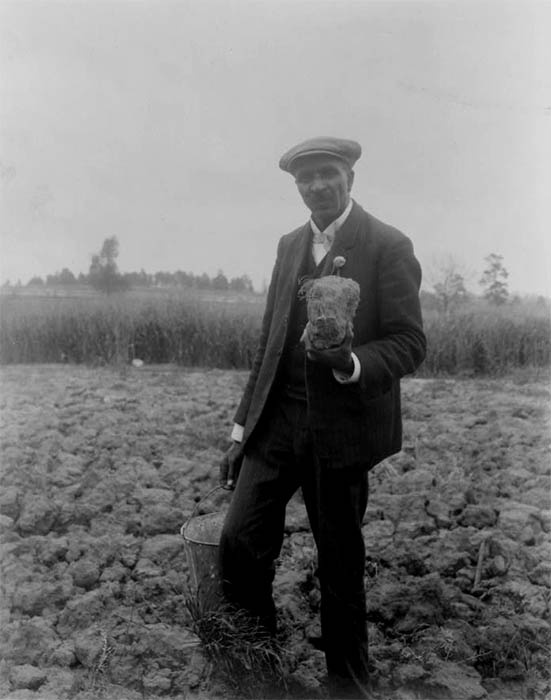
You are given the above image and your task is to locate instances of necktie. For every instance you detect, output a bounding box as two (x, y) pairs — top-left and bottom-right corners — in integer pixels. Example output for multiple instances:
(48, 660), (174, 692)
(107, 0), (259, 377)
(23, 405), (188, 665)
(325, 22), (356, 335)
(312, 230), (334, 250)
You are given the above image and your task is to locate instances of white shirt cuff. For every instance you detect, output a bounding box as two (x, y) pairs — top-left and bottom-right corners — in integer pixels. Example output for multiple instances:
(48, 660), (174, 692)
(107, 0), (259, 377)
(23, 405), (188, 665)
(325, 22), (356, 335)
(231, 423), (244, 442)
(333, 352), (361, 384)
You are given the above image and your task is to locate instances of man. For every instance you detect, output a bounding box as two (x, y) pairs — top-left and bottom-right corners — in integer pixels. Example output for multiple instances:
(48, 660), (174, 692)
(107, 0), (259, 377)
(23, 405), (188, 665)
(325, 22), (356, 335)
(218, 137), (426, 698)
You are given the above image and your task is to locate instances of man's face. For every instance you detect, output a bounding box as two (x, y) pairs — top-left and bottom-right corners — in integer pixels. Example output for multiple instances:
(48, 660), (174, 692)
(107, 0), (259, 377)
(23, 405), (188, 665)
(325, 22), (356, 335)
(293, 155), (354, 229)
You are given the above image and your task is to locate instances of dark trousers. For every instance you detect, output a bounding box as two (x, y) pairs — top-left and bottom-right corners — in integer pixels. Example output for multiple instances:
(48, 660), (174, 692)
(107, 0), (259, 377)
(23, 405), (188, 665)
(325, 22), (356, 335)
(219, 395), (370, 697)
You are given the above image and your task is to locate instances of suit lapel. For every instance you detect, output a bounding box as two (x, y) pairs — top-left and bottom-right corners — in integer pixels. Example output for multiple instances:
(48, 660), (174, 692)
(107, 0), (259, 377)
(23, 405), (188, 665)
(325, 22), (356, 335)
(279, 222), (313, 309)
(320, 201), (362, 276)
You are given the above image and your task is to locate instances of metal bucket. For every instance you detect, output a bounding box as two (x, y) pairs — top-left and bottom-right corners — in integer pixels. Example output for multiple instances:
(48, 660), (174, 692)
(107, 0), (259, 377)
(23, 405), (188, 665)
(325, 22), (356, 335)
(181, 486), (228, 608)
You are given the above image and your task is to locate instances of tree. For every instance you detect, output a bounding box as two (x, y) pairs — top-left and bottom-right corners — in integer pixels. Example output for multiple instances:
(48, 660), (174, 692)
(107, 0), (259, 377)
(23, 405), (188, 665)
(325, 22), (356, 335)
(45, 269), (76, 285)
(58, 268), (77, 285)
(229, 274), (254, 293)
(212, 269), (229, 291)
(197, 273), (211, 290)
(429, 256), (468, 315)
(480, 253), (509, 305)
(175, 270), (193, 287)
(89, 236), (128, 294)
(139, 268), (152, 286)
(123, 269), (152, 287)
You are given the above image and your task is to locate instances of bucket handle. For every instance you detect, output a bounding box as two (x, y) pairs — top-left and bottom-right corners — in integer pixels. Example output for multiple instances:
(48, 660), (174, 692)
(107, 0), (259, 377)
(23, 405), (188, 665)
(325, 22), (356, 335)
(180, 484), (228, 538)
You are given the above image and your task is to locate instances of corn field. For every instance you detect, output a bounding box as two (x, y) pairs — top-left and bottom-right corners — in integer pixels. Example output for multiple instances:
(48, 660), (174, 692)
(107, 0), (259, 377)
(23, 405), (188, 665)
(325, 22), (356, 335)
(0, 291), (549, 376)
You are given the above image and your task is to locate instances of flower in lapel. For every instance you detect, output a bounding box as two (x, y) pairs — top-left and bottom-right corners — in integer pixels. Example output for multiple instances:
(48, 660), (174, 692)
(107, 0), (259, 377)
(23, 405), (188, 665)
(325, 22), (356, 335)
(331, 256), (346, 276)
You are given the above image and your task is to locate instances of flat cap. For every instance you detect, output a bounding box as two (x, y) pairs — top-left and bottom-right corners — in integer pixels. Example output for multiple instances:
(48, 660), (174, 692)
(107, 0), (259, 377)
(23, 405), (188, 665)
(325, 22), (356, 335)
(279, 136), (362, 173)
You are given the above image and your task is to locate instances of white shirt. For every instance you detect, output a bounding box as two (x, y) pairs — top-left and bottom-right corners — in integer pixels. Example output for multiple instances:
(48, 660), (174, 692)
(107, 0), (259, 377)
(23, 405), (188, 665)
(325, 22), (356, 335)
(231, 200), (361, 443)
(310, 198), (354, 264)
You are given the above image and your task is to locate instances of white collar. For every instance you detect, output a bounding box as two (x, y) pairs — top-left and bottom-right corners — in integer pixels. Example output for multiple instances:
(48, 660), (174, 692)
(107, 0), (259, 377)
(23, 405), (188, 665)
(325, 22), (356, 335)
(310, 198), (354, 238)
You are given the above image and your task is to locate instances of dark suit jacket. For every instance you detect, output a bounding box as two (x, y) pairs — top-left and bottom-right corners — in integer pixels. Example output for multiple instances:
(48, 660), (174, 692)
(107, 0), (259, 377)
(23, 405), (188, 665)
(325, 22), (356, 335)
(234, 201), (426, 469)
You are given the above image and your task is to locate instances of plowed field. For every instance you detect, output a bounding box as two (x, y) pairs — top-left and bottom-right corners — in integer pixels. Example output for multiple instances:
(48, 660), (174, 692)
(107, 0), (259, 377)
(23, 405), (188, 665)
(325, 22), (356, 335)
(0, 365), (549, 700)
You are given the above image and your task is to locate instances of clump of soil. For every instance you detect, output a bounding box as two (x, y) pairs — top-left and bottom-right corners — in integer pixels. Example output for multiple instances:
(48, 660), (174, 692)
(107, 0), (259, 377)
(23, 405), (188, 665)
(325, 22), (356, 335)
(0, 366), (549, 700)
(300, 275), (360, 349)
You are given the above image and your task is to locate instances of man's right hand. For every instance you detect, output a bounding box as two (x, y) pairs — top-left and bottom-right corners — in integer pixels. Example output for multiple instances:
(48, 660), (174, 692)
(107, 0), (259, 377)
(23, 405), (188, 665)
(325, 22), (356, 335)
(219, 441), (244, 490)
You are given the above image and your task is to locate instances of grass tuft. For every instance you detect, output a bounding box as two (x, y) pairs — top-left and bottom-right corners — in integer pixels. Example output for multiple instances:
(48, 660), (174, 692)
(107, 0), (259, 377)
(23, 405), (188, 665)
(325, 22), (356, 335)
(184, 592), (290, 698)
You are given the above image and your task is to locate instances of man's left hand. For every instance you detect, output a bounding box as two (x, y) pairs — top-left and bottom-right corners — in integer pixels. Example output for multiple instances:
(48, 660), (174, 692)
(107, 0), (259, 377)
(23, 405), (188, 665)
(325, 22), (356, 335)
(301, 327), (354, 374)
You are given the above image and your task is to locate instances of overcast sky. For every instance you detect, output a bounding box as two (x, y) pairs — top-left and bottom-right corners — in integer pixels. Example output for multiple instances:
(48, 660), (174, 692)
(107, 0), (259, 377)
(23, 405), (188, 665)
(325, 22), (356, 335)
(1, 0), (550, 294)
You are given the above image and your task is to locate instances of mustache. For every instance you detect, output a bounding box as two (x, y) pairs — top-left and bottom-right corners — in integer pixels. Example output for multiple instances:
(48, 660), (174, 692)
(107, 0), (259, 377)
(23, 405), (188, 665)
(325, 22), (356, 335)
(306, 194), (333, 204)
